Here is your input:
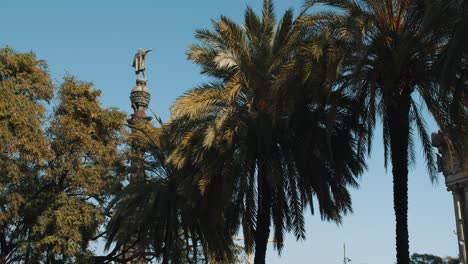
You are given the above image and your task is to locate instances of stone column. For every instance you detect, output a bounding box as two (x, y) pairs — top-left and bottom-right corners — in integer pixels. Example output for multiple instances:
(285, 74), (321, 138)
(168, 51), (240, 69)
(122, 79), (152, 263)
(452, 188), (468, 263)
(128, 78), (152, 184)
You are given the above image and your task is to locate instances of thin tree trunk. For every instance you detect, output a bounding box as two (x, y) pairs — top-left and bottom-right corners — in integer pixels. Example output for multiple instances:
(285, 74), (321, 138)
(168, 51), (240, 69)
(388, 94), (411, 264)
(254, 162), (271, 264)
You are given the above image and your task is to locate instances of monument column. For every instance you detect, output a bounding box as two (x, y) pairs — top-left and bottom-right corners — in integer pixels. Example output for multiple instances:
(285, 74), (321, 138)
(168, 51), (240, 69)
(122, 49), (154, 263)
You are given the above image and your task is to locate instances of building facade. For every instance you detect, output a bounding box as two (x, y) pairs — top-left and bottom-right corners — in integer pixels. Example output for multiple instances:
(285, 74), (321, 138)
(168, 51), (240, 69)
(432, 131), (468, 263)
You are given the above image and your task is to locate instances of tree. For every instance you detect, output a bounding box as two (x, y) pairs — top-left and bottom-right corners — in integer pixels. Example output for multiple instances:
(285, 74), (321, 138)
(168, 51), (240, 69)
(106, 122), (237, 263)
(410, 253), (460, 264)
(304, 1), (458, 263)
(0, 47), (54, 263)
(40, 77), (126, 262)
(167, 1), (366, 263)
(411, 253), (444, 264)
(0, 47), (126, 263)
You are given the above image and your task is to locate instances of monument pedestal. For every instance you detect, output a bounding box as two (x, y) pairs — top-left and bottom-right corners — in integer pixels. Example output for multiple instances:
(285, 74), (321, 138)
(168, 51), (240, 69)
(128, 78), (152, 125)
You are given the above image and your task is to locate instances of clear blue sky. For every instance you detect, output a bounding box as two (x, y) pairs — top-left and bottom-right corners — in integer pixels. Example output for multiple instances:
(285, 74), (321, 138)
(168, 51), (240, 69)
(2, 0), (457, 263)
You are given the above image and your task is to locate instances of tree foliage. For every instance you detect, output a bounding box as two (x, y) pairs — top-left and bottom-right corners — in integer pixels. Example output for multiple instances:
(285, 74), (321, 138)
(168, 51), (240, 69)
(1, 0), (465, 262)
(411, 253), (460, 264)
(0, 47), (54, 263)
(0, 48), (126, 263)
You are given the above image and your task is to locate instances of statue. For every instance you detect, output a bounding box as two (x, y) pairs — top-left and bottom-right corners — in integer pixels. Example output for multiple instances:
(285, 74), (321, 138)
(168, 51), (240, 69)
(132, 48), (153, 80)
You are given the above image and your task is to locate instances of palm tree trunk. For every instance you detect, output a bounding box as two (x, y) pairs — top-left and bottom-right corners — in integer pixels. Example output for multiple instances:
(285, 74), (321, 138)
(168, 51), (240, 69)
(254, 161), (271, 264)
(388, 94), (411, 264)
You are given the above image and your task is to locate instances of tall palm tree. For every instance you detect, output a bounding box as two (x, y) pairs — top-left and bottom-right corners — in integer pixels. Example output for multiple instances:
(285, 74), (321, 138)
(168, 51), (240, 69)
(304, 0), (458, 263)
(167, 1), (366, 263)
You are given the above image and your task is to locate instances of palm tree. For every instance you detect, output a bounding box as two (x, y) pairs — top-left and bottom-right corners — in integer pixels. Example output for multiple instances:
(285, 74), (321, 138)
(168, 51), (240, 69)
(104, 124), (179, 263)
(105, 123), (237, 263)
(304, 0), (458, 263)
(167, 1), (366, 263)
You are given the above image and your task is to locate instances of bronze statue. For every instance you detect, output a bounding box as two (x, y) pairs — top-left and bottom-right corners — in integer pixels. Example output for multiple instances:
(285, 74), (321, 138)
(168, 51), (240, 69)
(132, 48), (152, 80)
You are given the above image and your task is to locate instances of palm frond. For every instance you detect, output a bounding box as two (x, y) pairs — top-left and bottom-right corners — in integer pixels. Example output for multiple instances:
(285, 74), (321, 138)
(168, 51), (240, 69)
(216, 16), (250, 64)
(411, 100), (437, 182)
(262, 0), (277, 40)
(170, 84), (226, 119)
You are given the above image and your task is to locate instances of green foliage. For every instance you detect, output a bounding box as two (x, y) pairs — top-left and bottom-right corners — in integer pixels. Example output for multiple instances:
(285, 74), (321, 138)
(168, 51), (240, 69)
(410, 253), (460, 264)
(0, 47), (54, 263)
(0, 47), (53, 184)
(47, 77), (126, 197)
(0, 47), (126, 262)
(33, 193), (103, 256)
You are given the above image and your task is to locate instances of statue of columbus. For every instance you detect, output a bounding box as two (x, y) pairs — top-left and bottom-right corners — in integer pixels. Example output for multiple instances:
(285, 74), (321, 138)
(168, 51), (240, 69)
(132, 48), (153, 80)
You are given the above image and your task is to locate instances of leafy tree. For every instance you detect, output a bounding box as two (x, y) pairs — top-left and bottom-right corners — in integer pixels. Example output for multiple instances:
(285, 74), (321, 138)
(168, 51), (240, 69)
(0, 47), (54, 263)
(303, 1), (460, 263)
(410, 253), (460, 264)
(0, 48), (126, 263)
(38, 77), (126, 262)
(411, 253), (444, 264)
(166, 1), (366, 263)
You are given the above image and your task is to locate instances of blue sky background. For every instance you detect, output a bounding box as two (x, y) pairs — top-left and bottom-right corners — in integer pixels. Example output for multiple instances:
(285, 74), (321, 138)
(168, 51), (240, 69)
(1, 0), (457, 263)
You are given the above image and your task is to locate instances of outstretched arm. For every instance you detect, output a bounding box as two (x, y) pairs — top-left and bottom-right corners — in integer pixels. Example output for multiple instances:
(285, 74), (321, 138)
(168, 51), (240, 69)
(144, 48), (153, 54)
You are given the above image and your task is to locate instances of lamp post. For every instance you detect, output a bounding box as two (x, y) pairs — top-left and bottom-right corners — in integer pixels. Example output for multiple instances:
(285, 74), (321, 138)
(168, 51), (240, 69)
(343, 243), (351, 264)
